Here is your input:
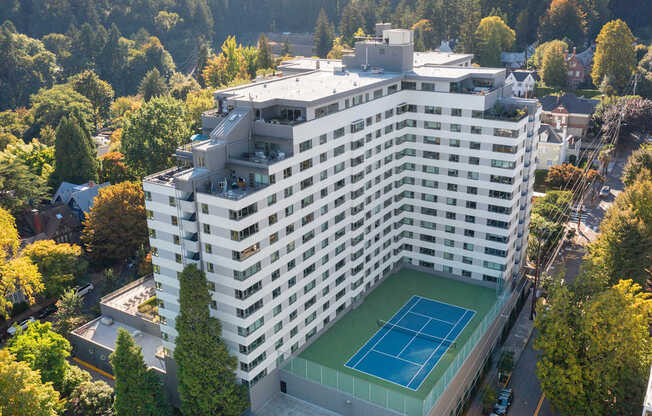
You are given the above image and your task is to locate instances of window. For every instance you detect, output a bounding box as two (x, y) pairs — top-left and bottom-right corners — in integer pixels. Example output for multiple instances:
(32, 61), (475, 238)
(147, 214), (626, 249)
(168, 196), (176, 207)
(424, 121), (441, 130)
(300, 158), (313, 171)
(299, 140), (312, 152)
(334, 127), (345, 138)
(491, 160), (516, 169)
(425, 105), (441, 114)
(146, 210), (153, 219)
(451, 108), (462, 116)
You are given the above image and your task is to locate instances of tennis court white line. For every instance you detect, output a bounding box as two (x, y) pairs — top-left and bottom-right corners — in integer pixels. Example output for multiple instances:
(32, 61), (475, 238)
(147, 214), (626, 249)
(369, 348), (423, 367)
(396, 317), (432, 357)
(407, 310), (456, 326)
(406, 309), (468, 388)
(347, 297), (417, 369)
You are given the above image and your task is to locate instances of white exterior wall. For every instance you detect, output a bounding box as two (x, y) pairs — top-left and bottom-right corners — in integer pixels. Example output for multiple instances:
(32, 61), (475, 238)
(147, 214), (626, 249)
(144, 82), (540, 386)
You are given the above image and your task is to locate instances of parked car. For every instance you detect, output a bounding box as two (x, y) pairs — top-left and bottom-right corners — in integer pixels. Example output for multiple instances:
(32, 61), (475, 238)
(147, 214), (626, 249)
(498, 388), (513, 401)
(492, 404), (507, 415)
(7, 317), (35, 336)
(36, 304), (58, 320)
(496, 396), (511, 408)
(75, 283), (94, 297)
(599, 186), (610, 198)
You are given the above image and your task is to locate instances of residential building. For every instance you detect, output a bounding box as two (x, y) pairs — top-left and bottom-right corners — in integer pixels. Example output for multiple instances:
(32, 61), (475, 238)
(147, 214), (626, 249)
(536, 124), (581, 169)
(540, 93), (598, 138)
(565, 46), (594, 88)
(52, 181), (110, 219)
(23, 205), (82, 244)
(506, 70), (539, 98)
(144, 27), (540, 415)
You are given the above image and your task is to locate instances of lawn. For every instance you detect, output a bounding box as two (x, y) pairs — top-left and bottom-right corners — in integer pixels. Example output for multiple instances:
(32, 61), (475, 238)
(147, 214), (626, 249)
(535, 86), (601, 100)
(297, 269), (497, 399)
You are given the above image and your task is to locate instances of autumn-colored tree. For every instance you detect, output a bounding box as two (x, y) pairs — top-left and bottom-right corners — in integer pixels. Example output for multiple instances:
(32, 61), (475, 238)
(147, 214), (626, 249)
(538, 0), (587, 47)
(545, 163), (600, 189)
(622, 144), (652, 187)
(99, 151), (131, 184)
(0, 349), (62, 416)
(541, 40), (569, 88)
(584, 177), (652, 288)
(0, 205), (19, 257)
(591, 20), (636, 93)
(535, 278), (652, 415)
(184, 89), (214, 133)
(0, 255), (43, 319)
(327, 37), (346, 59)
(22, 239), (87, 298)
(82, 182), (148, 265)
(532, 40), (570, 70)
(202, 54), (228, 88)
(110, 96), (142, 128)
(474, 16), (515, 67)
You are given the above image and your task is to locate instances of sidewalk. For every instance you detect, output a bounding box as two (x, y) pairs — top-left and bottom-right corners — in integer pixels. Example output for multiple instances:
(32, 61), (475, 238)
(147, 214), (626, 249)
(465, 283), (535, 415)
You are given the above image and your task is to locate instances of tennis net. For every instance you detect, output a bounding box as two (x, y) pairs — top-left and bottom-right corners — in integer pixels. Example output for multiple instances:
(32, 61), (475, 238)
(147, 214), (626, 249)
(377, 319), (457, 349)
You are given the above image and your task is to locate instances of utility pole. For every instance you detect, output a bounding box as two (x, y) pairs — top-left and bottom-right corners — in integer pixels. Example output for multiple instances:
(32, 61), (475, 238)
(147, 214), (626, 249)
(530, 238), (542, 320)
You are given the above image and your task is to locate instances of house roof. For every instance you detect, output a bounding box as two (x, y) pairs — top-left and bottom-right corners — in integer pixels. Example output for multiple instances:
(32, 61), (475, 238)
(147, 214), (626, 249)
(539, 124), (563, 144)
(52, 181), (110, 213)
(575, 46), (594, 67)
(510, 70), (539, 82)
(540, 93), (598, 115)
(23, 205), (81, 242)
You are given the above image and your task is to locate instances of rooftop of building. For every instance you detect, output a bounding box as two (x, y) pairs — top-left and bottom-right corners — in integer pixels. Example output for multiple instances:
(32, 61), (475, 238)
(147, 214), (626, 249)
(508, 70), (540, 82)
(286, 269), (497, 401)
(52, 181), (110, 213)
(540, 93), (599, 115)
(72, 316), (166, 371)
(412, 51), (473, 66)
(101, 276), (156, 317)
(217, 64), (506, 105)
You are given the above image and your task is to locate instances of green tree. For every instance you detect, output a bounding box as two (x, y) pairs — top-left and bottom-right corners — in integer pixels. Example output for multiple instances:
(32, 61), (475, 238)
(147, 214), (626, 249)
(535, 278), (652, 415)
(138, 68), (169, 102)
(52, 288), (85, 337)
(584, 177), (652, 288)
(597, 143), (615, 175)
(53, 115), (98, 185)
(0, 146), (50, 215)
(22, 239), (87, 298)
(121, 95), (190, 177)
(29, 84), (94, 140)
(591, 20), (636, 94)
(168, 72), (200, 101)
(61, 364), (92, 397)
(110, 328), (172, 416)
(280, 36), (292, 57)
(623, 144), (652, 186)
(457, 0), (481, 53)
(541, 40), (569, 88)
(257, 33), (273, 69)
(70, 70), (115, 131)
(314, 8), (334, 59)
(538, 0), (586, 47)
(340, 2), (365, 46)
(7, 321), (71, 392)
(0, 349), (62, 416)
(175, 265), (248, 416)
(0, 23), (57, 110)
(81, 182), (148, 265)
(67, 380), (115, 416)
(474, 16), (515, 67)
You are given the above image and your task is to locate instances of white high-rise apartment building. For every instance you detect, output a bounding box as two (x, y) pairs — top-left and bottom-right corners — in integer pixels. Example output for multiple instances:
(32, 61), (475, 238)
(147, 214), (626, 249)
(143, 28), (540, 394)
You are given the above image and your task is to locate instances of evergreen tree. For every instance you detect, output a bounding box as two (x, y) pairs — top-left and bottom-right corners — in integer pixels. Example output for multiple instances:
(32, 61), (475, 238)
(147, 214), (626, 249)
(257, 34), (273, 69)
(457, 0), (481, 53)
(280, 36), (292, 57)
(314, 8), (334, 59)
(70, 70), (115, 131)
(174, 265), (247, 416)
(53, 115), (97, 186)
(110, 328), (171, 416)
(138, 68), (168, 102)
(538, 0), (587, 48)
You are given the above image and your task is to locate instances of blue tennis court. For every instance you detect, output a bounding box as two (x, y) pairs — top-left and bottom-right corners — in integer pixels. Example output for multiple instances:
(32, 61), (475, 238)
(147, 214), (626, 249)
(344, 296), (475, 390)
